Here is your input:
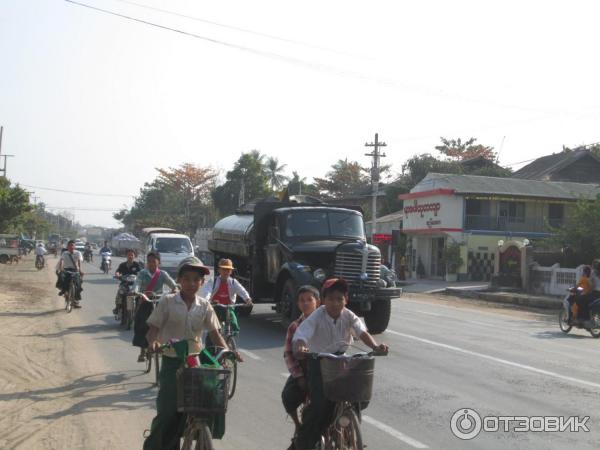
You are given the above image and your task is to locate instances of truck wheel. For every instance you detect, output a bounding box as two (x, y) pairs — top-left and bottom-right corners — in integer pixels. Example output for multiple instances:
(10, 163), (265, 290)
(0, 255), (8, 264)
(280, 279), (300, 327)
(363, 299), (391, 334)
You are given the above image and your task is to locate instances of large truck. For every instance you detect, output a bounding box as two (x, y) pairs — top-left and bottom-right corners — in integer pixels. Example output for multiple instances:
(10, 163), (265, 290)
(208, 196), (402, 334)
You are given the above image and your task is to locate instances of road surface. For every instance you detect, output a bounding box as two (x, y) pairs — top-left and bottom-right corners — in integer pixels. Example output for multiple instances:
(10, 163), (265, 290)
(1, 256), (599, 449)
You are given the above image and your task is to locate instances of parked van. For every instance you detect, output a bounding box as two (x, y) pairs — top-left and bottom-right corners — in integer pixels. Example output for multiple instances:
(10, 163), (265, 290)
(145, 233), (195, 276)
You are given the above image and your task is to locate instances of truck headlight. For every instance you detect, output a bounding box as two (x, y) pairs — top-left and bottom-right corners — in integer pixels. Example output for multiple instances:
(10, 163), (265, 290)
(313, 268), (326, 282)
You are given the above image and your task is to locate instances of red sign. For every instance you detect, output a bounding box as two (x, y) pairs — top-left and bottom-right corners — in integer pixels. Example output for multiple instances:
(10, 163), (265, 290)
(403, 200), (441, 217)
(373, 234), (392, 244)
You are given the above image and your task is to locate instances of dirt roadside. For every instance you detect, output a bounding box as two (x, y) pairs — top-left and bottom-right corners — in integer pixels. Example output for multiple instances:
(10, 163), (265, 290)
(0, 256), (148, 450)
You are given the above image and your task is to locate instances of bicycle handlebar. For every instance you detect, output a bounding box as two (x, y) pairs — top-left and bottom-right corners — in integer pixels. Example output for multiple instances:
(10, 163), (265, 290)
(211, 303), (251, 309)
(305, 349), (388, 359)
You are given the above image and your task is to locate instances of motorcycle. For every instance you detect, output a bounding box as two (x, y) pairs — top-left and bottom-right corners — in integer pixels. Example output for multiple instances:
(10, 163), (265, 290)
(35, 255), (45, 270)
(115, 274), (137, 330)
(100, 251), (112, 274)
(84, 249), (93, 263)
(559, 287), (600, 338)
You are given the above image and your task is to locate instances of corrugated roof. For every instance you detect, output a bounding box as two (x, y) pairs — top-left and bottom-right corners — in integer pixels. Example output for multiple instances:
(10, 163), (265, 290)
(412, 173), (600, 200)
(512, 149), (600, 180)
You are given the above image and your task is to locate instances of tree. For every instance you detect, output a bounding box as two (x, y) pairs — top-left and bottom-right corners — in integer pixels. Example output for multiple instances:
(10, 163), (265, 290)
(212, 150), (272, 217)
(401, 154), (463, 188)
(550, 195), (600, 264)
(0, 177), (32, 231)
(435, 137), (497, 161)
(313, 159), (370, 198)
(265, 157), (289, 191)
(114, 163), (218, 235)
(287, 171), (306, 195)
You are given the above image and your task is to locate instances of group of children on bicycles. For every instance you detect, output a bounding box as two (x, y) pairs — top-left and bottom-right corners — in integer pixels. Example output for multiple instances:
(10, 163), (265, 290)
(141, 256), (388, 450)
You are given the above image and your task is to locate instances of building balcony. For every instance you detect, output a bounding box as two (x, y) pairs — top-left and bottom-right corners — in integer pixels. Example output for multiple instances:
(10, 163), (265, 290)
(464, 215), (563, 234)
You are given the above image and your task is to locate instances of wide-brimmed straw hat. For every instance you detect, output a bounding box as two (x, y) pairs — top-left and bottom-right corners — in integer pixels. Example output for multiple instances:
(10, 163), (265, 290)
(218, 258), (235, 270)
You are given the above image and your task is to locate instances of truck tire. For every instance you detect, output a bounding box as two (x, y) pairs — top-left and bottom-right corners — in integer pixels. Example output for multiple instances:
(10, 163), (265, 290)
(280, 279), (300, 328)
(363, 299), (391, 334)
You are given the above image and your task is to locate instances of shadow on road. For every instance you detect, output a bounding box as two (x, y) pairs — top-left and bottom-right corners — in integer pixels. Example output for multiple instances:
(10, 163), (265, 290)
(0, 309), (64, 318)
(235, 310), (286, 351)
(531, 330), (589, 340)
(23, 316), (134, 345)
(0, 369), (156, 419)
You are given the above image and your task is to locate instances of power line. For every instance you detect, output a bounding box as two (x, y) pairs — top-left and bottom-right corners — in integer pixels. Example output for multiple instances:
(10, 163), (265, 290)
(64, 1), (580, 118)
(113, 0), (360, 58)
(19, 183), (135, 198)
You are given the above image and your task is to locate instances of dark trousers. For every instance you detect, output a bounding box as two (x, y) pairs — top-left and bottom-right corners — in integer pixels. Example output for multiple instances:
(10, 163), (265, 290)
(144, 356), (185, 450)
(56, 270), (82, 300)
(133, 300), (153, 348)
(295, 359), (335, 450)
(281, 375), (306, 415)
(576, 291), (600, 320)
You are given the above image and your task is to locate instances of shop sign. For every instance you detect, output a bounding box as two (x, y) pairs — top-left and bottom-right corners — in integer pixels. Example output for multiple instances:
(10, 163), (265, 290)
(404, 200), (441, 217)
(373, 234), (392, 244)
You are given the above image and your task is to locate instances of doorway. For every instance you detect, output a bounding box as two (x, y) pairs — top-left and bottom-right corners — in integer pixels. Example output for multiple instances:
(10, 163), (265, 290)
(430, 237), (446, 278)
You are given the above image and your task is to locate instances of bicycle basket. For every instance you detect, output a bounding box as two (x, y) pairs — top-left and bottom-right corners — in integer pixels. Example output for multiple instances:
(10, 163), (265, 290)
(320, 356), (375, 402)
(176, 367), (231, 414)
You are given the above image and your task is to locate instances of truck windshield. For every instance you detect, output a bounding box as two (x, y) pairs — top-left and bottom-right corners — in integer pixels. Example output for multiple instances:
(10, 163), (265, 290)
(283, 211), (365, 239)
(155, 238), (192, 253)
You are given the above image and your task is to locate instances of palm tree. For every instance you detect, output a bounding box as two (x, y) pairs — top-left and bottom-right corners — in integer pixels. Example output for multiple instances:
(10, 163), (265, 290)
(265, 156), (289, 191)
(289, 171), (307, 195)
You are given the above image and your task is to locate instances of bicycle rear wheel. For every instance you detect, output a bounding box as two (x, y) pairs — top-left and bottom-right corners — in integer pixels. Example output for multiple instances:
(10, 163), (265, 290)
(65, 283), (74, 313)
(223, 336), (238, 399)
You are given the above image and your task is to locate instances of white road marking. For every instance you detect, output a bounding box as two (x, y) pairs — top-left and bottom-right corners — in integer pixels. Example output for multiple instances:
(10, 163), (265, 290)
(238, 348), (262, 361)
(363, 415), (429, 448)
(387, 329), (600, 390)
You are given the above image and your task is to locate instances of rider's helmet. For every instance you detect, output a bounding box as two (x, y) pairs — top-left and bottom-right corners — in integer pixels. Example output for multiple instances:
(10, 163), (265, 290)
(176, 256), (204, 276)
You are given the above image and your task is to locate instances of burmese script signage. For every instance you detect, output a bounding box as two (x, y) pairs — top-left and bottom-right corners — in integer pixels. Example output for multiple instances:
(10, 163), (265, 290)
(403, 200), (441, 217)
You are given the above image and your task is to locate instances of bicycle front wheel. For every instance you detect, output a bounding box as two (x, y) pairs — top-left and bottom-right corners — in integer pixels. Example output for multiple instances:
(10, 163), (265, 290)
(338, 406), (363, 450)
(224, 336), (238, 399)
(144, 349), (152, 374)
(182, 418), (214, 450)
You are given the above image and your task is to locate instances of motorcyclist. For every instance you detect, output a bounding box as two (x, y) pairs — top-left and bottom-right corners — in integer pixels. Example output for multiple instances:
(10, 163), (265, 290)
(113, 249), (144, 316)
(56, 240), (84, 308)
(569, 266), (592, 319)
(84, 242), (93, 262)
(34, 242), (47, 267)
(99, 241), (111, 254)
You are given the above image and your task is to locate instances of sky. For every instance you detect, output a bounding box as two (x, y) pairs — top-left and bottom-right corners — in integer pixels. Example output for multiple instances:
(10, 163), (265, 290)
(2, 0), (600, 227)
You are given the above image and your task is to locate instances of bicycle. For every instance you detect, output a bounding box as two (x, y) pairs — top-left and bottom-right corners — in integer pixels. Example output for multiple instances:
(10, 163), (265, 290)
(156, 340), (235, 450)
(211, 303), (250, 399)
(62, 270), (81, 313)
(304, 349), (387, 450)
(138, 293), (162, 385)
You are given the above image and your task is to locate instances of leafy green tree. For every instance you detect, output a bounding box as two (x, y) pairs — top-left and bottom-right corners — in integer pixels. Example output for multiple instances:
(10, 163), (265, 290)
(0, 177), (32, 231)
(313, 159), (370, 198)
(550, 195), (600, 264)
(212, 150), (272, 217)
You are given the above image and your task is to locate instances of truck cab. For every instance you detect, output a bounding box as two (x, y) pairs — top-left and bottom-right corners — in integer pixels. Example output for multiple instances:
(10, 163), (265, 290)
(209, 198), (401, 333)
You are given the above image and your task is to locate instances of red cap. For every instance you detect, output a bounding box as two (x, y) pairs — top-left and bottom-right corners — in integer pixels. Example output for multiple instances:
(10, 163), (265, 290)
(321, 278), (349, 294)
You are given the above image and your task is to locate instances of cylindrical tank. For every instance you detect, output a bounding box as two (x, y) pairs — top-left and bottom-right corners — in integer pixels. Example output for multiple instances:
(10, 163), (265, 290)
(208, 214), (254, 257)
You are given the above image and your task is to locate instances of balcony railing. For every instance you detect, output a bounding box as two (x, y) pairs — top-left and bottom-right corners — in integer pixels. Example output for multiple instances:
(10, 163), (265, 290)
(464, 215), (564, 233)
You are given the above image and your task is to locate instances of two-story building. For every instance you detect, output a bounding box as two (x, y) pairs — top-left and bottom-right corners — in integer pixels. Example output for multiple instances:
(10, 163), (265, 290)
(401, 172), (600, 281)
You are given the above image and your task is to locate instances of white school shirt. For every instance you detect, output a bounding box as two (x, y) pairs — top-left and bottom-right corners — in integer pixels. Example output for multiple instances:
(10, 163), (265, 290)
(61, 250), (83, 270)
(146, 293), (221, 357)
(292, 306), (367, 354)
(35, 246), (47, 256)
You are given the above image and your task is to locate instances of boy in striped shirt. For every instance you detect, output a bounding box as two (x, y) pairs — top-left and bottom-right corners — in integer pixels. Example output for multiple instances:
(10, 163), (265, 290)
(282, 285), (321, 437)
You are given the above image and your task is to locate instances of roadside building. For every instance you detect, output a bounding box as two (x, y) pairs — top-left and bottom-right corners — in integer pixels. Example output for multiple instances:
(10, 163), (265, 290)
(400, 172), (600, 281)
(512, 148), (600, 183)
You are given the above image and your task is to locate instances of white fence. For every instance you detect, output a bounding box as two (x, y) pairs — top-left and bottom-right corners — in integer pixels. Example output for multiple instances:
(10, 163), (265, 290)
(529, 263), (585, 296)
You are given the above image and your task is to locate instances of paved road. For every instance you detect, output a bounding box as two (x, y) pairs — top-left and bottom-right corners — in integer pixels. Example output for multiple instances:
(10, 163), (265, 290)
(64, 257), (600, 449)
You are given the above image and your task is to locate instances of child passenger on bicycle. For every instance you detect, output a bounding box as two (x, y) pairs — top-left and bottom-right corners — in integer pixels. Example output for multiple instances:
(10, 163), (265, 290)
(282, 285), (321, 435)
(291, 278), (389, 450)
(143, 261), (229, 450)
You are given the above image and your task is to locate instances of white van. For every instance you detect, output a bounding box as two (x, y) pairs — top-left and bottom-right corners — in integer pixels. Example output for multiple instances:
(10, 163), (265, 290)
(145, 233), (195, 276)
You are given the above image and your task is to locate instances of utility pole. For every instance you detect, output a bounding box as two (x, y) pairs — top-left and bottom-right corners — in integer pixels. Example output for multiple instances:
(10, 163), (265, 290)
(365, 133), (387, 242)
(0, 126), (15, 178)
(238, 169), (246, 207)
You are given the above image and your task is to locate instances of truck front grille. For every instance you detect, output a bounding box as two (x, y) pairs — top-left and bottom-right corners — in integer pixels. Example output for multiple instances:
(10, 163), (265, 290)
(334, 251), (380, 286)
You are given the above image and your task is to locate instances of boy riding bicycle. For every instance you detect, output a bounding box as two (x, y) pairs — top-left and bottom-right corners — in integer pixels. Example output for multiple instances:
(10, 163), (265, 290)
(291, 278), (389, 450)
(143, 261), (230, 450)
(282, 285), (321, 436)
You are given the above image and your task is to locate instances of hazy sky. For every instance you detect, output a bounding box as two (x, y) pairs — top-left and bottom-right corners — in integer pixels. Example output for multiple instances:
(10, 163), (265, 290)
(2, 0), (600, 227)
